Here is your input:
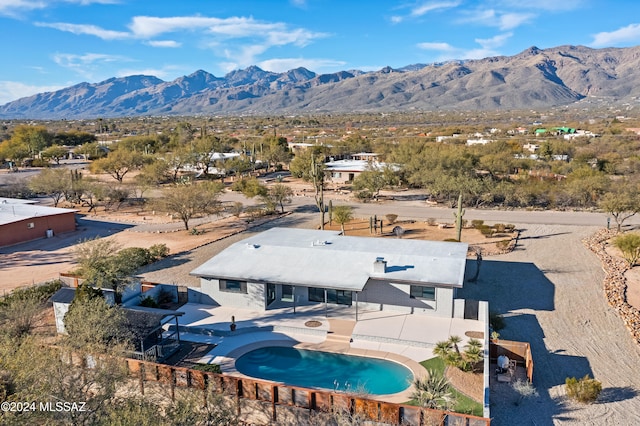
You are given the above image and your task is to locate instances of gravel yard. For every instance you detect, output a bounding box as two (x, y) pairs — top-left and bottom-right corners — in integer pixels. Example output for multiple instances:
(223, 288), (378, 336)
(458, 223), (640, 425)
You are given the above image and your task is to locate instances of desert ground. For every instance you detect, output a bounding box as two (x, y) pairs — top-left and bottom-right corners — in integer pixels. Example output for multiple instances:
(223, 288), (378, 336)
(2, 189), (640, 425)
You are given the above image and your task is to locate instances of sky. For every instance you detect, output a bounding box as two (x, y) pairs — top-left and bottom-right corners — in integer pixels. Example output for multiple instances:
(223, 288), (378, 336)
(2, 0), (640, 105)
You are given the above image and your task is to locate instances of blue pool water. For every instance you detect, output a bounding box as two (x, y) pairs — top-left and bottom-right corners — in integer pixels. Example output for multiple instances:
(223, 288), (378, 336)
(235, 346), (413, 395)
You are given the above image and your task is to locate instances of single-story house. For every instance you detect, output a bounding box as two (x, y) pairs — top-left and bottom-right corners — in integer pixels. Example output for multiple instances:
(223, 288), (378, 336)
(0, 198), (77, 247)
(324, 159), (397, 185)
(190, 228), (469, 318)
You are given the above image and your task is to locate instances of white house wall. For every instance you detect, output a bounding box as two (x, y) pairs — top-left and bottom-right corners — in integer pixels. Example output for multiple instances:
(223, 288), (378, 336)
(357, 280), (454, 317)
(200, 278), (265, 309)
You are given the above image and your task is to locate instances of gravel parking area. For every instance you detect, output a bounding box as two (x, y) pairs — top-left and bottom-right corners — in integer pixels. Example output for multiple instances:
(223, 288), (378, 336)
(458, 224), (640, 425)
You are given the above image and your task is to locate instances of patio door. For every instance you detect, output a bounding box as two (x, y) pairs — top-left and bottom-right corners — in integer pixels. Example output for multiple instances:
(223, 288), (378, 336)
(267, 283), (276, 307)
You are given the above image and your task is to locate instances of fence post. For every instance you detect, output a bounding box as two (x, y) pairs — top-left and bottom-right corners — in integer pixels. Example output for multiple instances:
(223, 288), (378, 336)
(272, 385), (278, 422)
(139, 362), (145, 396)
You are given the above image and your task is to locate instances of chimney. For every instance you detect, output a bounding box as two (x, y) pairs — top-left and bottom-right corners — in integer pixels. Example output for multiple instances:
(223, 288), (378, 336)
(373, 257), (387, 273)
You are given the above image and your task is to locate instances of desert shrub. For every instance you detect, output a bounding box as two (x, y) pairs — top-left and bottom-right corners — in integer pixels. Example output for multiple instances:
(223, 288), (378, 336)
(230, 201), (244, 217)
(355, 190), (374, 201)
(490, 311), (506, 331)
(471, 220), (484, 228)
(148, 244), (169, 261)
(513, 379), (538, 406)
(385, 214), (398, 224)
(427, 218), (437, 226)
(114, 247), (153, 271)
(479, 225), (495, 237)
(139, 296), (159, 308)
(496, 240), (511, 250)
(192, 363), (222, 374)
(565, 375), (602, 404)
(505, 224), (516, 231)
(494, 223), (506, 232)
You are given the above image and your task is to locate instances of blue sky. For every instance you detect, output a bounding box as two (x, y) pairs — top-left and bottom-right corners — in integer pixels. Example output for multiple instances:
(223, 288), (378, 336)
(2, 0), (640, 105)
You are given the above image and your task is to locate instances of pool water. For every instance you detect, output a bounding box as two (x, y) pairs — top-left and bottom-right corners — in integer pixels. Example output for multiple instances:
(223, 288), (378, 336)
(235, 346), (413, 395)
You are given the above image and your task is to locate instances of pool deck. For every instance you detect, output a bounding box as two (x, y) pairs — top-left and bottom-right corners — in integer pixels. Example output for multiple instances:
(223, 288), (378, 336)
(168, 302), (485, 404)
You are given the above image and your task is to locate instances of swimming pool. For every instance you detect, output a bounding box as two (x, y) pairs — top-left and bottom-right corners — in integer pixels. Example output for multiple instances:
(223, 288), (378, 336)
(235, 346), (413, 395)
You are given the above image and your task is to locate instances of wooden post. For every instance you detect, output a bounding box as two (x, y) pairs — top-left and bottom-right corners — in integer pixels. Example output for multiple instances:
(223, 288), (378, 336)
(139, 363), (145, 396)
(272, 385), (278, 422)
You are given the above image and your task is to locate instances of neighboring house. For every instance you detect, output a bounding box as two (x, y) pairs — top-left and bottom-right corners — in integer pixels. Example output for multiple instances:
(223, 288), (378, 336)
(0, 198), (77, 247)
(189, 228), (469, 318)
(324, 158), (396, 185)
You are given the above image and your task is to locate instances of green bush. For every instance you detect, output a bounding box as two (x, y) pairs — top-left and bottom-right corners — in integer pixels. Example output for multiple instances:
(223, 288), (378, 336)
(192, 363), (222, 374)
(471, 220), (484, 229)
(565, 375), (602, 404)
(114, 247), (152, 271)
(490, 311), (506, 331)
(0, 279), (63, 307)
(139, 296), (159, 308)
(479, 225), (495, 237)
(496, 240), (511, 250)
(148, 244), (169, 261)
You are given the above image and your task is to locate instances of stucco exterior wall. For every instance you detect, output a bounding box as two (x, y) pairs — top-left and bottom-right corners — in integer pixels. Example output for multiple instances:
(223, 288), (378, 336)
(200, 278), (265, 310)
(357, 280), (454, 317)
(0, 212), (76, 247)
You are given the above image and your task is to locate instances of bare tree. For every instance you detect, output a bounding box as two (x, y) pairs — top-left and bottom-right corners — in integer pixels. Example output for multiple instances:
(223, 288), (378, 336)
(157, 181), (224, 230)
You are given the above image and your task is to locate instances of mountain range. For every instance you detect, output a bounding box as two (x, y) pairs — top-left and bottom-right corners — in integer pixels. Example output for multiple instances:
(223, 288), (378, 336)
(2, 45), (640, 119)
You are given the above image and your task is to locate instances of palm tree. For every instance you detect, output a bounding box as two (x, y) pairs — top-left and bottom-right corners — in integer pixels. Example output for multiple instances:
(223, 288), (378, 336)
(411, 370), (455, 410)
(433, 340), (452, 360)
(332, 205), (354, 235)
(448, 335), (462, 355)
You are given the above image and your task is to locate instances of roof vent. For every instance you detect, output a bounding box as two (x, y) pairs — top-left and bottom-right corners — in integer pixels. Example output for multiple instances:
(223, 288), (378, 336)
(246, 243), (260, 249)
(373, 257), (387, 273)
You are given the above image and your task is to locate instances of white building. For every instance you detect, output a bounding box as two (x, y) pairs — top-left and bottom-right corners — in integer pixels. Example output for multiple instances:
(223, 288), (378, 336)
(189, 228), (469, 318)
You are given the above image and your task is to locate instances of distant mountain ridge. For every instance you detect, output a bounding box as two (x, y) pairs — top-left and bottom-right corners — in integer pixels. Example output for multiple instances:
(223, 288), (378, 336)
(2, 44), (640, 119)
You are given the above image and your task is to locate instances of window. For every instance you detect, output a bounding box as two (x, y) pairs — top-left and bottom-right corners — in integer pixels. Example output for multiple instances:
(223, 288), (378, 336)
(219, 279), (247, 294)
(308, 287), (324, 302)
(308, 288), (352, 305)
(410, 285), (436, 300)
(281, 285), (293, 302)
(27, 222), (35, 229)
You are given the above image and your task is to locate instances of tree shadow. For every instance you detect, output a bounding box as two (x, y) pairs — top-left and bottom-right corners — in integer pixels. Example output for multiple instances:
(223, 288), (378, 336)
(597, 386), (639, 404)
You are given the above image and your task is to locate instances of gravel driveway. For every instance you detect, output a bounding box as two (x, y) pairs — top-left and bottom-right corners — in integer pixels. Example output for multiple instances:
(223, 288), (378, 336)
(458, 223), (640, 425)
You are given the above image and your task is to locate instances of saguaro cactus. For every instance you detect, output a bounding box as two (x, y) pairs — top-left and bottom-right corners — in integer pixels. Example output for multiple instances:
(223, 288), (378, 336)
(454, 193), (465, 242)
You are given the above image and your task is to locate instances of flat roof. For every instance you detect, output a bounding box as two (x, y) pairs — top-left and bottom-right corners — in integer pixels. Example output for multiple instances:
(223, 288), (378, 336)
(190, 228), (468, 291)
(0, 199), (77, 226)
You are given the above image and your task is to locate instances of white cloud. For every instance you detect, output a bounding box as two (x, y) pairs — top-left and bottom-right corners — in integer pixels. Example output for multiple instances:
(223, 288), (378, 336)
(0, 0), (46, 17)
(0, 80), (65, 105)
(417, 34), (511, 61)
(290, 0), (307, 7)
(499, 0), (584, 12)
(475, 32), (512, 49)
(115, 66), (180, 79)
(147, 40), (181, 48)
(52, 52), (130, 79)
(257, 58), (347, 73)
(390, 0), (460, 23)
(590, 23), (640, 47)
(411, 1), (461, 18)
(36, 22), (129, 39)
(458, 9), (533, 31)
(416, 42), (455, 51)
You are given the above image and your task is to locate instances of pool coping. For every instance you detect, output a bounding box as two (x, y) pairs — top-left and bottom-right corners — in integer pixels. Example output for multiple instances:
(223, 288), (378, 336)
(213, 338), (427, 404)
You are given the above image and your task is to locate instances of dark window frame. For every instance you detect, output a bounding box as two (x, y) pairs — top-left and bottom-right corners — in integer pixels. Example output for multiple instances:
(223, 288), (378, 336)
(410, 285), (436, 301)
(219, 279), (247, 294)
